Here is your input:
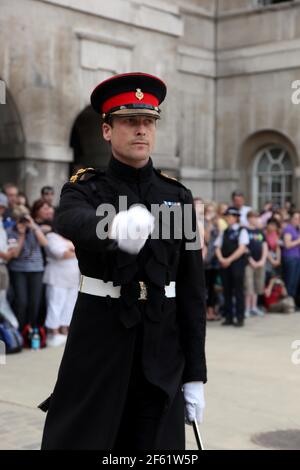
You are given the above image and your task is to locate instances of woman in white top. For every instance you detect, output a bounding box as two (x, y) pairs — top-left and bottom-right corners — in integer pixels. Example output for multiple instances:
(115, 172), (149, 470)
(43, 228), (80, 347)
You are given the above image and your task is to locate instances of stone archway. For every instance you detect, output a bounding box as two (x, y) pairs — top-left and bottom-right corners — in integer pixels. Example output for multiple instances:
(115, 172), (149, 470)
(69, 106), (111, 176)
(238, 130), (298, 209)
(0, 82), (25, 187)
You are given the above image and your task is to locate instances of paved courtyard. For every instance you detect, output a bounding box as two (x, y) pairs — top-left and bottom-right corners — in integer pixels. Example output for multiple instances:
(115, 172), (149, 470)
(0, 312), (300, 450)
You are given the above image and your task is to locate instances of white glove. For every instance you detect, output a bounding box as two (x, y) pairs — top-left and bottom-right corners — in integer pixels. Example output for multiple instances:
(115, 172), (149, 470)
(109, 205), (155, 255)
(182, 381), (205, 425)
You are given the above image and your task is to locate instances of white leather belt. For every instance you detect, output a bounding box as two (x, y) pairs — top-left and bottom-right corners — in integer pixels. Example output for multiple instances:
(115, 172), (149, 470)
(79, 275), (176, 300)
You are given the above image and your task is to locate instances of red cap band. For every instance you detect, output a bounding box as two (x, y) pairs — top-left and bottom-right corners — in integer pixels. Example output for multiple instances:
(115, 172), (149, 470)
(102, 91), (159, 114)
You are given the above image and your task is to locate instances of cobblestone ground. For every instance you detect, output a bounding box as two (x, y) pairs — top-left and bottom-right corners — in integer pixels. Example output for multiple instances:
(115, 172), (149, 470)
(0, 312), (300, 450)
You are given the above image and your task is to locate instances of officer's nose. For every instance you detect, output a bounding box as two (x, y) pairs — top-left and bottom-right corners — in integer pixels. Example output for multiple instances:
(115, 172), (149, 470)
(135, 123), (147, 136)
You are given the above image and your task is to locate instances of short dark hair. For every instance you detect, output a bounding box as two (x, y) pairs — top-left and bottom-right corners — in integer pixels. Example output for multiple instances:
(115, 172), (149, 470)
(232, 190), (244, 199)
(103, 116), (114, 127)
(267, 217), (280, 229)
(41, 186), (54, 195)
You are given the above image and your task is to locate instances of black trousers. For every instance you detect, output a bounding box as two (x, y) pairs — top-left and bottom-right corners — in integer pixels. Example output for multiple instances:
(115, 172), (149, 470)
(113, 306), (185, 451)
(113, 368), (166, 450)
(221, 261), (246, 321)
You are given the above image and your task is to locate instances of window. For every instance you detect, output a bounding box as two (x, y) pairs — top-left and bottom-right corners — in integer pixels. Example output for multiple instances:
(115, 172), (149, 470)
(253, 147), (293, 209)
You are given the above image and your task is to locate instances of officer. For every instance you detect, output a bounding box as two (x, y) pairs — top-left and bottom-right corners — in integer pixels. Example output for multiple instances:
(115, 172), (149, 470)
(215, 207), (249, 327)
(40, 72), (207, 450)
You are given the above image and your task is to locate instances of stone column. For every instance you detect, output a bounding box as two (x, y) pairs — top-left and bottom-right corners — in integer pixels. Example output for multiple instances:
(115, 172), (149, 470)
(19, 143), (72, 205)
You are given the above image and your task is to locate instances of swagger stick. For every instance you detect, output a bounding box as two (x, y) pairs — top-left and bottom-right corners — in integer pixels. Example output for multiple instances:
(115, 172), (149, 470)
(193, 420), (204, 450)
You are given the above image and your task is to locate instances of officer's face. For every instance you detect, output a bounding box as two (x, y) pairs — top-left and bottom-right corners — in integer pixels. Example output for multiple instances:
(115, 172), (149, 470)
(102, 116), (157, 165)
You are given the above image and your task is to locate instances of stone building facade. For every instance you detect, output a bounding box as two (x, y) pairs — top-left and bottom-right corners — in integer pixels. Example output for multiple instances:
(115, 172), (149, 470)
(0, 0), (300, 208)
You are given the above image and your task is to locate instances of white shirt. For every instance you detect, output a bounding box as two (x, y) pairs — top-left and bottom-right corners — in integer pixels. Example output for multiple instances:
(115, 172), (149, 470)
(0, 217), (8, 265)
(214, 223), (249, 248)
(43, 232), (80, 289)
(239, 205), (252, 227)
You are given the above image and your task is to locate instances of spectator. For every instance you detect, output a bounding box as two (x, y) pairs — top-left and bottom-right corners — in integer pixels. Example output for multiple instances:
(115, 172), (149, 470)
(265, 218), (282, 284)
(231, 190), (252, 227)
(260, 201), (273, 227)
(245, 211), (268, 317)
(203, 203), (220, 321)
(284, 200), (295, 216)
(272, 210), (284, 227)
(7, 205), (48, 331)
(31, 199), (55, 326)
(282, 211), (300, 298)
(3, 182), (19, 209)
(193, 197), (205, 249)
(0, 193), (19, 327)
(280, 206), (291, 225)
(17, 192), (30, 209)
(264, 275), (295, 314)
(216, 203), (228, 232)
(31, 199), (55, 235)
(215, 207), (249, 327)
(2, 182), (19, 229)
(43, 224), (80, 347)
(41, 186), (55, 207)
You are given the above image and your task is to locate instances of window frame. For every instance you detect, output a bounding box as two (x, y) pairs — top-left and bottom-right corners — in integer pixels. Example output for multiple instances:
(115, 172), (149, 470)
(252, 146), (294, 210)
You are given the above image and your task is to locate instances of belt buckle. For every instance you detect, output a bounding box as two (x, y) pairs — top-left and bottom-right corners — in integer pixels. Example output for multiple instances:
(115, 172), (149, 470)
(138, 281), (148, 300)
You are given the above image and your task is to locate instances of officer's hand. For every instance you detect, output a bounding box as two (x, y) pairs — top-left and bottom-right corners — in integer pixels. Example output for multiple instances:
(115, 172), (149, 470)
(182, 381), (205, 425)
(109, 205), (155, 255)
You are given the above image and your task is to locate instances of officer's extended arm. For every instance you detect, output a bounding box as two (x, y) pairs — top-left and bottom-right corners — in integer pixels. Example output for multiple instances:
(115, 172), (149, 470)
(55, 182), (116, 252)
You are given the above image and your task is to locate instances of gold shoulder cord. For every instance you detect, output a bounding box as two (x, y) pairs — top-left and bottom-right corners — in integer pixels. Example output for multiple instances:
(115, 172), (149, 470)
(160, 171), (178, 182)
(70, 167), (95, 183)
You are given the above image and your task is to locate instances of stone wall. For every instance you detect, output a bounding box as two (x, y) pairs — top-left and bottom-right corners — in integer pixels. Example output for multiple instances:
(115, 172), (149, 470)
(1, 0), (300, 207)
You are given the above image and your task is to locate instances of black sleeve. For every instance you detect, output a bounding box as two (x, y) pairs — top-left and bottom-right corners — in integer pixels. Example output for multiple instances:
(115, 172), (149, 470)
(55, 182), (117, 253)
(176, 189), (207, 384)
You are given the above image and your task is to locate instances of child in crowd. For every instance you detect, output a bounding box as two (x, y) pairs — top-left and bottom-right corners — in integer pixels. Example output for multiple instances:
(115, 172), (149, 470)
(264, 275), (295, 314)
(264, 217), (282, 284)
(245, 211), (268, 317)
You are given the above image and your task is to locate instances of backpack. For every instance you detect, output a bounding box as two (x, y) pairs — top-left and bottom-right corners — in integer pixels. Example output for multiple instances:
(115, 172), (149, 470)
(0, 314), (23, 354)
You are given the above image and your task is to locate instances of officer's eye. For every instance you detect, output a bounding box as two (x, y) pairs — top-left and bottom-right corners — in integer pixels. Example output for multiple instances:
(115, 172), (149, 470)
(128, 118), (137, 125)
(144, 119), (155, 126)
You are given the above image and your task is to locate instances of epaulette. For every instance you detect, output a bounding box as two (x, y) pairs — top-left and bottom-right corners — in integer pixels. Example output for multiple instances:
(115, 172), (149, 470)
(154, 168), (187, 189)
(70, 167), (101, 183)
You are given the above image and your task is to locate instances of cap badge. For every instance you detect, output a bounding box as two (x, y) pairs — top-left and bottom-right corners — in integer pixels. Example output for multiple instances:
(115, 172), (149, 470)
(135, 88), (144, 100)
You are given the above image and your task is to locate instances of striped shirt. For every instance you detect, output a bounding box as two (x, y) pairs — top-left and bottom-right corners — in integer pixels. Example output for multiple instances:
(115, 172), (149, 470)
(7, 227), (44, 272)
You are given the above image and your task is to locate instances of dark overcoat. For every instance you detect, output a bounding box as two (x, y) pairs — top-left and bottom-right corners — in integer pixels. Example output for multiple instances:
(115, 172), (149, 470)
(40, 156), (207, 450)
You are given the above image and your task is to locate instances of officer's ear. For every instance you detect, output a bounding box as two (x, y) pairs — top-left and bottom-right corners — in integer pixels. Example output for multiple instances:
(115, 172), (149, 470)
(102, 121), (113, 142)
